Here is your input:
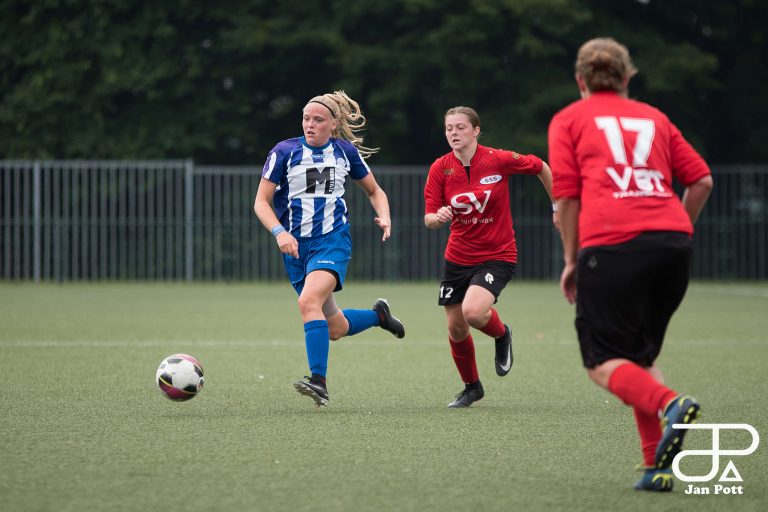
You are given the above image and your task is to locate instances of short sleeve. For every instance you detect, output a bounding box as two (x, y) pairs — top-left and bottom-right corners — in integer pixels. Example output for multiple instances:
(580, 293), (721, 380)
(548, 113), (582, 199)
(424, 160), (446, 215)
(337, 139), (371, 180)
(262, 143), (290, 184)
(496, 150), (543, 175)
(668, 122), (711, 186)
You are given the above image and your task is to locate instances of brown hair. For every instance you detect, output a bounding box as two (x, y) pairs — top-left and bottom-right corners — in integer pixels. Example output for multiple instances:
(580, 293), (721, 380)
(306, 90), (378, 159)
(444, 106), (481, 128)
(575, 38), (637, 93)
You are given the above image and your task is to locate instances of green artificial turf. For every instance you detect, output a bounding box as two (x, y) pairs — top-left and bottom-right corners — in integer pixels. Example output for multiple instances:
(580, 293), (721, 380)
(1, 282), (766, 512)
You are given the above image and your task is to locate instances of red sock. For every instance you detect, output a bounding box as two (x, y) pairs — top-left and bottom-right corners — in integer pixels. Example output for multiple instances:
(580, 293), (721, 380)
(479, 308), (506, 339)
(607, 363), (678, 416)
(634, 407), (662, 466)
(450, 335), (479, 384)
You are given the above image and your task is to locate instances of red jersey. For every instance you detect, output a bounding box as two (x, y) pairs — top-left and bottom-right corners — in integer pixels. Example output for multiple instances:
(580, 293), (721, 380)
(548, 91), (711, 248)
(424, 144), (544, 265)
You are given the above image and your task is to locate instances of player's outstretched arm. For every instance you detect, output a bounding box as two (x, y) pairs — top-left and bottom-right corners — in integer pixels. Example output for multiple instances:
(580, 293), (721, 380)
(355, 173), (391, 241)
(254, 177), (299, 258)
(537, 162), (559, 230)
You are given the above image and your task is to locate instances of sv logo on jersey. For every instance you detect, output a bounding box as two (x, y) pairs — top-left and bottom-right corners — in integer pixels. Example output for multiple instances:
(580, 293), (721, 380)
(450, 191), (491, 215)
(306, 166), (335, 194)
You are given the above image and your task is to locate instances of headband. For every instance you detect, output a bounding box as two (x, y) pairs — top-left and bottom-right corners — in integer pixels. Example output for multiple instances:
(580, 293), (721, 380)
(307, 98), (338, 119)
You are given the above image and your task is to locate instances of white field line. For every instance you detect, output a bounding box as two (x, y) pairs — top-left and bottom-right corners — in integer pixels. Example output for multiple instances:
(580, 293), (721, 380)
(0, 339), (300, 348)
(0, 339), (415, 348)
(0, 338), (762, 348)
(696, 286), (768, 299)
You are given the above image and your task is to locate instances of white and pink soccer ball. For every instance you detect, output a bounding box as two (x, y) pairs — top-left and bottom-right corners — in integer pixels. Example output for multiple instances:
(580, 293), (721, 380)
(156, 354), (205, 401)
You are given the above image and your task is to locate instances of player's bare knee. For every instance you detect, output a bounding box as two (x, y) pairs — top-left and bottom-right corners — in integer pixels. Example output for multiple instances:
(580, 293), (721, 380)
(297, 295), (321, 317)
(462, 307), (487, 329)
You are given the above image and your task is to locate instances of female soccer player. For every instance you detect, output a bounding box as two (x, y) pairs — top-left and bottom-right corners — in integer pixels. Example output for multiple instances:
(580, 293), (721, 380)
(548, 38), (713, 491)
(424, 106), (555, 408)
(254, 91), (405, 407)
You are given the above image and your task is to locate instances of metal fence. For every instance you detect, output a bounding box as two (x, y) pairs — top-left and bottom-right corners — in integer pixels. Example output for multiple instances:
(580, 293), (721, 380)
(1, 161), (766, 281)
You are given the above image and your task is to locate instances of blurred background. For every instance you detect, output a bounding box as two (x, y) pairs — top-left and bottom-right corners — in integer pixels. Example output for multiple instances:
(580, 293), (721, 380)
(1, 0), (766, 282)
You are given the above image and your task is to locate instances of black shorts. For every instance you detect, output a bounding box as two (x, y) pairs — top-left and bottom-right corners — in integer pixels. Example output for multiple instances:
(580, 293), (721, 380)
(437, 260), (516, 306)
(575, 231), (692, 368)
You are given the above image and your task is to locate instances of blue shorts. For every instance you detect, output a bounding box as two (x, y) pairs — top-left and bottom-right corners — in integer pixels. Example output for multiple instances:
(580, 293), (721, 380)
(283, 224), (352, 295)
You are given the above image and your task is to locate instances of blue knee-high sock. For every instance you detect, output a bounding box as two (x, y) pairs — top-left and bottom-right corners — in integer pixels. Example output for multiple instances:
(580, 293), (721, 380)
(342, 309), (379, 336)
(304, 320), (329, 377)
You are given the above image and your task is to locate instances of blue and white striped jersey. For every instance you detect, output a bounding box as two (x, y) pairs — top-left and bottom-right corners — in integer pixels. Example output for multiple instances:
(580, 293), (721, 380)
(262, 137), (370, 238)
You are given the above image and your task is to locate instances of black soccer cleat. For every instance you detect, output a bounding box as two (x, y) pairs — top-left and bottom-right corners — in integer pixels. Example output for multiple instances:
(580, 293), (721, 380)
(634, 466), (674, 492)
(494, 324), (513, 376)
(373, 298), (405, 339)
(294, 376), (329, 407)
(448, 381), (485, 408)
(655, 395), (701, 469)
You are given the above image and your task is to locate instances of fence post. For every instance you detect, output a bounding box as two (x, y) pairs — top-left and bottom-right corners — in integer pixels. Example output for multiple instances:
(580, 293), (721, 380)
(185, 159), (194, 282)
(33, 161), (41, 282)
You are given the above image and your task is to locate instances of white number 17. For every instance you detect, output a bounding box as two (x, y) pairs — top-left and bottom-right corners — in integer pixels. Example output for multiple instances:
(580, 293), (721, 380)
(595, 116), (655, 166)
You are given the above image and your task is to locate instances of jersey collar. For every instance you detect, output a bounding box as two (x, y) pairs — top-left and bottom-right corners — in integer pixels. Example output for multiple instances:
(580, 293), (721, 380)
(451, 144), (485, 166)
(300, 136), (333, 151)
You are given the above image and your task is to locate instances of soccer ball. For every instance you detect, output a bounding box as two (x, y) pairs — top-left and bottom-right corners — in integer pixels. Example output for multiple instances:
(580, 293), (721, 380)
(156, 354), (205, 401)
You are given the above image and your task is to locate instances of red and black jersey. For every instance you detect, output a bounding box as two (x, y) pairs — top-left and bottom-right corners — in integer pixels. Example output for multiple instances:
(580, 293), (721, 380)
(548, 91), (711, 248)
(424, 144), (543, 265)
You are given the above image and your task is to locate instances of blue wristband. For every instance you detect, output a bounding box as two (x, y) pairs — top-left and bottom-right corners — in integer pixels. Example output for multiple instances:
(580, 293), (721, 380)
(271, 225), (286, 237)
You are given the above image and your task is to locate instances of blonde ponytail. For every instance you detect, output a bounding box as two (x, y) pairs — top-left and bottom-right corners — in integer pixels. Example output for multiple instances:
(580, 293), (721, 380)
(306, 90), (379, 159)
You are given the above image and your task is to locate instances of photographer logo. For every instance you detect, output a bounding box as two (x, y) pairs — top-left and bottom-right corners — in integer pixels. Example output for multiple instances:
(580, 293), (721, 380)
(672, 423), (759, 495)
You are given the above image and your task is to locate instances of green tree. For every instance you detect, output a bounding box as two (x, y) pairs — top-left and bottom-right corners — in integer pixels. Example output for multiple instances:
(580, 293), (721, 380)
(1, 0), (765, 164)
